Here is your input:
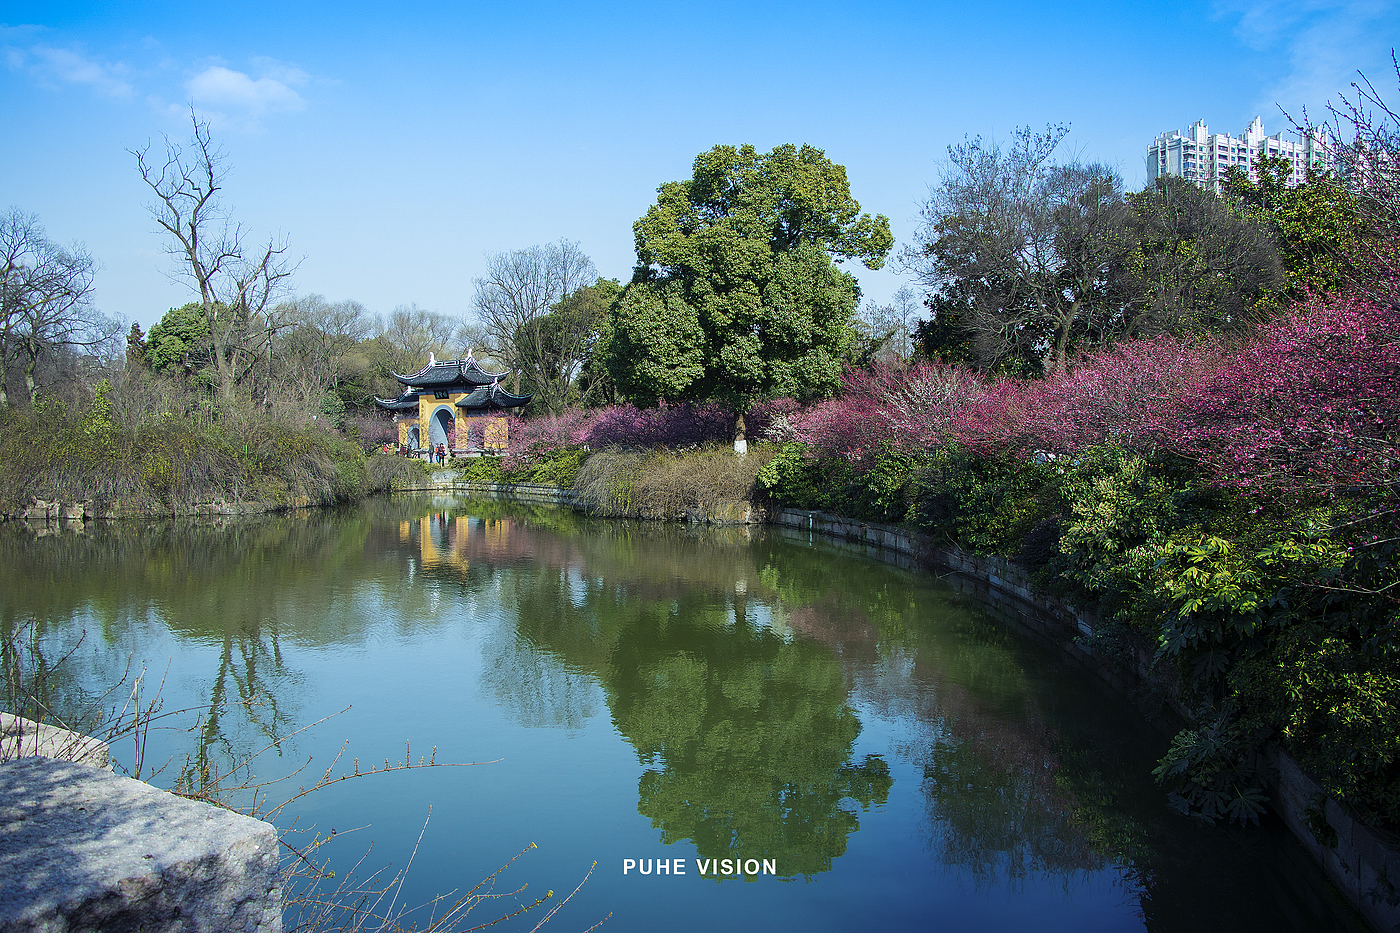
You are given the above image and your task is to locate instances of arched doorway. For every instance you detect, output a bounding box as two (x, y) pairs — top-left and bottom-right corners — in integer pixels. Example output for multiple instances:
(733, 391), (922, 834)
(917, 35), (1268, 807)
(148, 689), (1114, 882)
(407, 425), (421, 449)
(429, 407), (455, 450)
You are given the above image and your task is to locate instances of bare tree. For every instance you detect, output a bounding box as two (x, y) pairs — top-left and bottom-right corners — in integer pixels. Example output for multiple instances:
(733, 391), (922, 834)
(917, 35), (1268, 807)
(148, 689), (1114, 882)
(274, 294), (370, 409)
(0, 208), (119, 407)
(457, 320), (507, 370)
(901, 126), (1134, 375)
(368, 303), (467, 379)
(471, 240), (597, 410)
(858, 286), (923, 365)
(132, 110), (296, 407)
(1293, 54), (1400, 305)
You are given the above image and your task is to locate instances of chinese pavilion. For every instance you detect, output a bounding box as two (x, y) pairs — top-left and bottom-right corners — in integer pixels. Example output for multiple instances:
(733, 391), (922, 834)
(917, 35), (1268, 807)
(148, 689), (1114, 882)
(373, 353), (532, 453)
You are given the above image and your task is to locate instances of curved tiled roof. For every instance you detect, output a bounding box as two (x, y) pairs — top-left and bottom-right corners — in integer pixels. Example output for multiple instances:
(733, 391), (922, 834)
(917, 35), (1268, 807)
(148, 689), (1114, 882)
(372, 390), (422, 411)
(391, 356), (512, 389)
(455, 384), (533, 411)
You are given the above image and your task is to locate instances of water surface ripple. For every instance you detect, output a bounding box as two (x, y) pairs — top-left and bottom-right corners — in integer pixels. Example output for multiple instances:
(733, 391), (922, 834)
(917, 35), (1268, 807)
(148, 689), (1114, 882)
(0, 495), (1365, 932)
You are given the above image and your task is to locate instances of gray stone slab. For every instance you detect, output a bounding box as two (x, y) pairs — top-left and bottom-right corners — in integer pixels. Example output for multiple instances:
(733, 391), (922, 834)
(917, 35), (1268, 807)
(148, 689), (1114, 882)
(0, 756), (281, 933)
(0, 715), (110, 770)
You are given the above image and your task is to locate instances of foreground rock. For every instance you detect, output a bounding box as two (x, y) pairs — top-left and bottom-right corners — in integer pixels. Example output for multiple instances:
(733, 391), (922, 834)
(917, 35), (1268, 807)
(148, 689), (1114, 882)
(0, 757), (281, 933)
(0, 715), (110, 769)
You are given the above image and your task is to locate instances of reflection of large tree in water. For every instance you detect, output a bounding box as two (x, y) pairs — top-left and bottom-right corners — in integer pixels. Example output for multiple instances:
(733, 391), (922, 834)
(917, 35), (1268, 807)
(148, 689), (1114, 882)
(475, 521), (892, 879)
(467, 518), (1134, 883)
(589, 525), (1151, 888)
(608, 593), (892, 878)
(182, 618), (292, 798)
(748, 533), (1125, 883)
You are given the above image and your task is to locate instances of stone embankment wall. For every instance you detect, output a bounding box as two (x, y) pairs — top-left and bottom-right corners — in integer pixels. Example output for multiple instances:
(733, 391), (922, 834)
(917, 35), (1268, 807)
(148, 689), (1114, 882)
(768, 506), (1399, 933)
(0, 717), (281, 933)
(432, 480), (579, 506)
(432, 478), (768, 525)
(7, 496), (315, 523)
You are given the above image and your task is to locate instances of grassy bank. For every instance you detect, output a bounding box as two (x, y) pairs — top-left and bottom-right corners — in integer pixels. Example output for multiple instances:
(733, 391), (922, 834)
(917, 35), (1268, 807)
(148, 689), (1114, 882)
(450, 443), (779, 521)
(0, 395), (426, 517)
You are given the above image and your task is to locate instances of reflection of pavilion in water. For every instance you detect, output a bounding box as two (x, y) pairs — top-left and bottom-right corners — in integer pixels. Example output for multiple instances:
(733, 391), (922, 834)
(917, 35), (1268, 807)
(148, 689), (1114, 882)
(399, 512), (534, 571)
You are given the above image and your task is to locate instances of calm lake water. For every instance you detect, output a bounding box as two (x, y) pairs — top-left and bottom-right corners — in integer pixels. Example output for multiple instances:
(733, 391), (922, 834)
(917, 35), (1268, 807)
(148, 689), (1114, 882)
(0, 494), (1366, 932)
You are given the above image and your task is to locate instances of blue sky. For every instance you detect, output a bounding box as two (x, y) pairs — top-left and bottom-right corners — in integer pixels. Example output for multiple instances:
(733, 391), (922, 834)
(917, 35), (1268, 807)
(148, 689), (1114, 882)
(4, 1), (1398, 330)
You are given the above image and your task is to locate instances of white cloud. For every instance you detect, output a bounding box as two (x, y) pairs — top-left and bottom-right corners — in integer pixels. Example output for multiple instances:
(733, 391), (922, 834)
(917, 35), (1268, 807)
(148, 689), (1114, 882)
(1216, 1), (1400, 122)
(5, 41), (134, 97)
(249, 56), (310, 89)
(3, 24), (320, 130)
(183, 59), (312, 130)
(188, 65), (305, 113)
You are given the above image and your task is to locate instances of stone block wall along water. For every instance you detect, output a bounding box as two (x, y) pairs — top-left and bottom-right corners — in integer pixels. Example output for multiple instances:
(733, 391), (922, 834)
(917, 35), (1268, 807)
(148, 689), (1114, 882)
(767, 506), (1400, 933)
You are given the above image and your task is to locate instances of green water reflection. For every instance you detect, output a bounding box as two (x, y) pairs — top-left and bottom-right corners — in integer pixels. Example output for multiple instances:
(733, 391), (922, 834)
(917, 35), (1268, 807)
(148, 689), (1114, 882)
(0, 496), (1366, 932)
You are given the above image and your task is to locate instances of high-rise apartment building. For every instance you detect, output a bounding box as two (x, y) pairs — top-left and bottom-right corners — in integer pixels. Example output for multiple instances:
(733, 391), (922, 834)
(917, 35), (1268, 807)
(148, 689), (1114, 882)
(1148, 117), (1331, 193)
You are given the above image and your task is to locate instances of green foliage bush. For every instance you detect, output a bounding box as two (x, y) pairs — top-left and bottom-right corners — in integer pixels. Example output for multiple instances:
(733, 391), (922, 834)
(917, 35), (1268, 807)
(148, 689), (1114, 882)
(506, 447), (588, 488)
(449, 447), (587, 489)
(1045, 447), (1202, 615)
(1261, 632), (1400, 825)
(756, 444), (847, 512)
(0, 399), (374, 515)
(453, 457), (506, 484)
(910, 446), (1054, 556)
(755, 443), (920, 524)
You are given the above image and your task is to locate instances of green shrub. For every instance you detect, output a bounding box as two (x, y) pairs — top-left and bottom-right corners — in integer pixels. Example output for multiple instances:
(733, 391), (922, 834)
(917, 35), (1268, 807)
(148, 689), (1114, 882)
(911, 446), (1054, 555)
(756, 443), (920, 523)
(453, 457), (505, 484)
(842, 449), (921, 523)
(507, 447), (588, 487)
(1260, 631), (1400, 825)
(755, 443), (843, 511)
(1046, 446), (1200, 611)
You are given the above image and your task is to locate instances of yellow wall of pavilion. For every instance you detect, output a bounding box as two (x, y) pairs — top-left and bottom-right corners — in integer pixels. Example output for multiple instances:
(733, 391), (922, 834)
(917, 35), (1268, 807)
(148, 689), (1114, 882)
(392, 393), (510, 450)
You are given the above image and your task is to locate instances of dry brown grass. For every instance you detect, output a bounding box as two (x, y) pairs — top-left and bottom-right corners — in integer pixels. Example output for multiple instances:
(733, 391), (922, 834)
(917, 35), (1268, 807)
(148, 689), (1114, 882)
(365, 451), (428, 492)
(572, 445), (778, 519)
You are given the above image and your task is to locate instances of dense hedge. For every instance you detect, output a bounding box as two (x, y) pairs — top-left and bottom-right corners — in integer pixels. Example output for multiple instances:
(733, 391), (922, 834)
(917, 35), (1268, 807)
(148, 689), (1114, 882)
(750, 293), (1400, 829)
(450, 447), (589, 488)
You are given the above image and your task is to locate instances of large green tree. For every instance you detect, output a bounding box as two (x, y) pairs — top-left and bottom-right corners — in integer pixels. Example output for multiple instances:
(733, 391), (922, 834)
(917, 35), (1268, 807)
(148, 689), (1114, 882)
(1118, 175), (1282, 336)
(146, 302), (212, 376)
(608, 144), (892, 452)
